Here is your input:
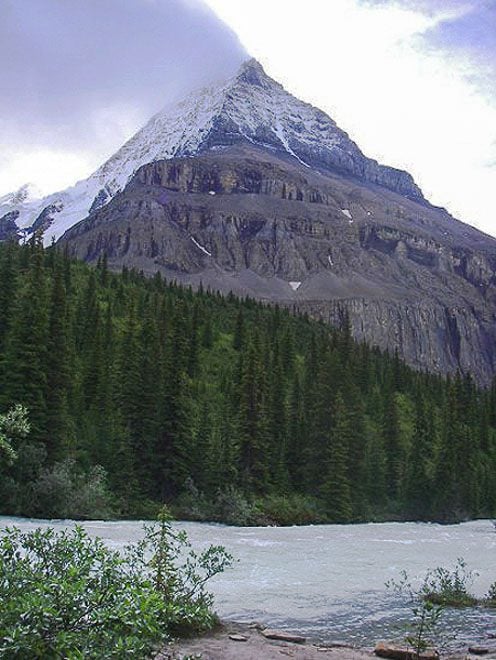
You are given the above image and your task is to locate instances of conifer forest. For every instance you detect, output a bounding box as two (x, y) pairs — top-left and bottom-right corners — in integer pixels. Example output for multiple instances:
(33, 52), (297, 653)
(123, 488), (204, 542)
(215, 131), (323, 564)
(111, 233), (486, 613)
(1, 239), (495, 525)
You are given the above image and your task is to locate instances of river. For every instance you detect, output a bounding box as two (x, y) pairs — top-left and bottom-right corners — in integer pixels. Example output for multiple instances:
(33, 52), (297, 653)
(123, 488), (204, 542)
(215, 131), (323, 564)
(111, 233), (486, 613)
(1, 517), (495, 651)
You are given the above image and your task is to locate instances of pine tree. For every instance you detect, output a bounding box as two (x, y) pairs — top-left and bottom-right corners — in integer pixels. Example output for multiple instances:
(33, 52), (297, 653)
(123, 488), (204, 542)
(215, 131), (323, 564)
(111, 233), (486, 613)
(268, 340), (289, 491)
(321, 393), (352, 522)
(382, 386), (402, 501)
(1, 238), (49, 441)
(238, 333), (270, 492)
(404, 393), (434, 519)
(0, 240), (493, 522)
(0, 241), (18, 352)
(286, 373), (306, 490)
(45, 258), (73, 460)
(233, 307), (244, 351)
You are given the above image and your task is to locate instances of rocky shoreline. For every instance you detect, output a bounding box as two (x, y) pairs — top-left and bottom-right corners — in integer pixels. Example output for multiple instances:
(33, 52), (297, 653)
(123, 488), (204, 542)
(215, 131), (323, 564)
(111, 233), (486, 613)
(158, 621), (496, 660)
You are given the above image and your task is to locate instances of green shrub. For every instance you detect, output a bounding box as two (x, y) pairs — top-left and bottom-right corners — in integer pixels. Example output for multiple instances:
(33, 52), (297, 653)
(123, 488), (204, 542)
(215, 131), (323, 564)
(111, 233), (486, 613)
(0, 404), (29, 467)
(387, 558), (483, 658)
(386, 570), (444, 657)
(484, 582), (496, 607)
(0, 509), (233, 658)
(254, 493), (326, 526)
(126, 509), (234, 636)
(30, 458), (116, 519)
(211, 486), (257, 526)
(420, 558), (478, 607)
(174, 487), (328, 526)
(173, 477), (214, 522)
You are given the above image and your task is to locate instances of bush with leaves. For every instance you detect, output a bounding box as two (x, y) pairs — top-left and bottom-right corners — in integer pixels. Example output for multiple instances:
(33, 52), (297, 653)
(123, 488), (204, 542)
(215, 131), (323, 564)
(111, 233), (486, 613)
(0, 404), (29, 467)
(387, 570), (445, 658)
(211, 486), (257, 525)
(484, 581), (496, 607)
(254, 493), (327, 526)
(0, 509), (233, 658)
(126, 509), (234, 636)
(387, 558), (482, 657)
(420, 558), (477, 607)
(30, 458), (116, 520)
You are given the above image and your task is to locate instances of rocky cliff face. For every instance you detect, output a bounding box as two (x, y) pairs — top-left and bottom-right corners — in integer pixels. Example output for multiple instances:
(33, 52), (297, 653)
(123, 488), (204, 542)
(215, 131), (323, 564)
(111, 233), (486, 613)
(0, 210), (20, 241)
(60, 145), (496, 385)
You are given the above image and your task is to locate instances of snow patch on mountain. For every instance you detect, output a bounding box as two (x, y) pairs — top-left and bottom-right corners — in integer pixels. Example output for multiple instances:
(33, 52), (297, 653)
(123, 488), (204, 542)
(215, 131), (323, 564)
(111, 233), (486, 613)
(190, 236), (212, 256)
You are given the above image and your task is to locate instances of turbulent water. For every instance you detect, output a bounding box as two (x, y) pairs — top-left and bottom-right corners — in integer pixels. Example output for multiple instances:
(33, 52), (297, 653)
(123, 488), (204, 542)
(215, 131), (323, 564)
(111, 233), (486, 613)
(1, 517), (495, 651)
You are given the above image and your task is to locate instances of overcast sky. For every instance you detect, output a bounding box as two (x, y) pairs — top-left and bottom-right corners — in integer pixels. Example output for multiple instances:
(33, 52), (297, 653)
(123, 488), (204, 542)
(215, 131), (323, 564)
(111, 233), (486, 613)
(1, 0), (495, 237)
(0, 0), (245, 195)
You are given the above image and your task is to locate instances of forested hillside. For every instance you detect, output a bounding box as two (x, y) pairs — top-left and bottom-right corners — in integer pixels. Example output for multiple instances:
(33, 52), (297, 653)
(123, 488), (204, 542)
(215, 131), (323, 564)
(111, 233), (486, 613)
(0, 239), (495, 524)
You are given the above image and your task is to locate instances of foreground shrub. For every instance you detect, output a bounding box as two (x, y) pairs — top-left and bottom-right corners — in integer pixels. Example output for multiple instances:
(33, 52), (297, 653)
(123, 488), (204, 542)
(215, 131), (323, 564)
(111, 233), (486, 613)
(420, 558), (478, 607)
(387, 570), (445, 657)
(0, 510), (233, 658)
(387, 558), (484, 657)
(484, 581), (496, 607)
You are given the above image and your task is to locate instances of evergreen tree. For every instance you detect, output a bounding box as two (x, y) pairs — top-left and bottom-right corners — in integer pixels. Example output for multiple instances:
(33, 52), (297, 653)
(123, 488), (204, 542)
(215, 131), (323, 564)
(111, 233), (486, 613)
(404, 394), (434, 519)
(321, 393), (352, 521)
(238, 333), (270, 492)
(45, 258), (73, 460)
(1, 239), (49, 440)
(0, 240), (493, 523)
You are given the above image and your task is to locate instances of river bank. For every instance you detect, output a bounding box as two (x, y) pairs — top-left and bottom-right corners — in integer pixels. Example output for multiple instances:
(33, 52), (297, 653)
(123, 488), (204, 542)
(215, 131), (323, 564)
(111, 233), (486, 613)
(159, 621), (374, 659)
(2, 517), (496, 653)
(160, 621), (496, 660)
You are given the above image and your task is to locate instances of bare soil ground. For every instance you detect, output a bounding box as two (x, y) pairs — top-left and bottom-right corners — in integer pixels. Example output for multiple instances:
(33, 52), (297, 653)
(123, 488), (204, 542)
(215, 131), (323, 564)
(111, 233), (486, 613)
(157, 621), (496, 660)
(157, 621), (377, 660)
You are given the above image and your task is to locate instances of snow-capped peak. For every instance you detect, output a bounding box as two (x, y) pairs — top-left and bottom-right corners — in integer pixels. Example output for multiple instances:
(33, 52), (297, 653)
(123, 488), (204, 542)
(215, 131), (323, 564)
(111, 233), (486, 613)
(0, 58), (423, 244)
(0, 182), (43, 207)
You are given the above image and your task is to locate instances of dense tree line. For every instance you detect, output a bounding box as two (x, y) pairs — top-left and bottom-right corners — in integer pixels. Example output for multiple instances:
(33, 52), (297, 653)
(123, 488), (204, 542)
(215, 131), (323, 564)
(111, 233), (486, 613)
(0, 238), (495, 523)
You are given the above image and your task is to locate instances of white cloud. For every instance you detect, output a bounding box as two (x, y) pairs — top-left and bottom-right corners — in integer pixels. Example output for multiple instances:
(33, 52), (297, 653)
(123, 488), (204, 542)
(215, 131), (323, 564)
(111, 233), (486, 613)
(0, 149), (94, 197)
(0, 0), (245, 198)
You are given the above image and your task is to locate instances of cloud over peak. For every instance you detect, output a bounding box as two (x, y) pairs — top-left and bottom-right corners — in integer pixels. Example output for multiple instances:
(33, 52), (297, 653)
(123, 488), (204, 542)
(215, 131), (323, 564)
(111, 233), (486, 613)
(0, 0), (246, 193)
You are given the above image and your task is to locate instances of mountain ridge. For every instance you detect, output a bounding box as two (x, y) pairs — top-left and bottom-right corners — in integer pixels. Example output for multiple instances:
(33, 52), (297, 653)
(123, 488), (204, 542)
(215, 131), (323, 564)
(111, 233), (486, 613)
(3, 57), (496, 383)
(1, 58), (425, 243)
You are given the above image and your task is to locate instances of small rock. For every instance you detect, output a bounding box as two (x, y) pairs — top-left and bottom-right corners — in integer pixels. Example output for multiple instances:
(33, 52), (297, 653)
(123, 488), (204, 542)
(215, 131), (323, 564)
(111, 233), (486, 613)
(469, 648), (491, 656)
(229, 633), (248, 642)
(374, 641), (439, 659)
(261, 629), (306, 644)
(327, 640), (353, 648)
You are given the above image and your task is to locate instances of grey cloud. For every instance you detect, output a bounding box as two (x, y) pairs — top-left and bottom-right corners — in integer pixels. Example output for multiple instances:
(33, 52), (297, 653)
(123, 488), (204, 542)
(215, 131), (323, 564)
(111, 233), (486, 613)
(0, 0), (246, 157)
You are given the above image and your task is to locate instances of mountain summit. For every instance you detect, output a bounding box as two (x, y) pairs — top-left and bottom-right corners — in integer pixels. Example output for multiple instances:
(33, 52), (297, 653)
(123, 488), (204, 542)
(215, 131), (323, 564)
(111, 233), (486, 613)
(2, 58), (496, 383)
(1, 59), (423, 242)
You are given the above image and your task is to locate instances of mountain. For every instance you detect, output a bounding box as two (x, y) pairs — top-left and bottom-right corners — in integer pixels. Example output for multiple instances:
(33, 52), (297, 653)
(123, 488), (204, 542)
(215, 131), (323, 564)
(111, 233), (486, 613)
(4, 59), (496, 384)
(0, 59), (423, 242)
